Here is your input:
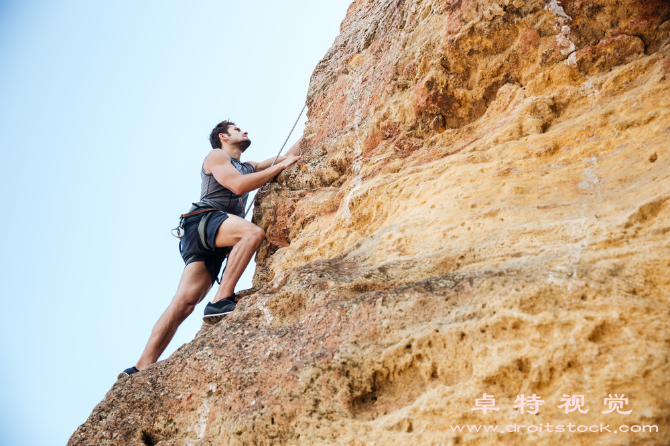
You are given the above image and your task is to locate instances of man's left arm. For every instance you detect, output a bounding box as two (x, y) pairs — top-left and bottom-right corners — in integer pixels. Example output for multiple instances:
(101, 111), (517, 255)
(253, 137), (303, 172)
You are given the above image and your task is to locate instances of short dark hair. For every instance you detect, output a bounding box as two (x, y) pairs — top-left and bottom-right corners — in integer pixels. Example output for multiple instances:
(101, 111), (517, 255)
(209, 120), (235, 149)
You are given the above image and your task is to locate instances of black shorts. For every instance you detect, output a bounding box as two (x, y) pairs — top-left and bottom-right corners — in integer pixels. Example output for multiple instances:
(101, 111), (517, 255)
(179, 208), (233, 284)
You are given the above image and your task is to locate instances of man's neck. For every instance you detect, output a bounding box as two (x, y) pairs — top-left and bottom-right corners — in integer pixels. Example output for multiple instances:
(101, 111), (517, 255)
(221, 145), (242, 160)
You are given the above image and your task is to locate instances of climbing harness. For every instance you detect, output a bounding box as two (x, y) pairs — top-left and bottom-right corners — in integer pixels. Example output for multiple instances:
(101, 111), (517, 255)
(171, 206), (217, 239)
(171, 201), (240, 284)
(171, 198), (245, 241)
(171, 203), (219, 240)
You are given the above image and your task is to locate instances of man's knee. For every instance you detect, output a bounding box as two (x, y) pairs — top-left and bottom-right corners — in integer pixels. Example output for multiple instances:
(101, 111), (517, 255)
(249, 226), (265, 245)
(174, 301), (196, 319)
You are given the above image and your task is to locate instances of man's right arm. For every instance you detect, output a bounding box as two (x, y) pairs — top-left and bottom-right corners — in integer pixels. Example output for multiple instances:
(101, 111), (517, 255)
(204, 150), (301, 195)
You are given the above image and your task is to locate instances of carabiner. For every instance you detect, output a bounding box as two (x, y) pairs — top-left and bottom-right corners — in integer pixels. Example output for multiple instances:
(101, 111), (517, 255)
(171, 218), (185, 239)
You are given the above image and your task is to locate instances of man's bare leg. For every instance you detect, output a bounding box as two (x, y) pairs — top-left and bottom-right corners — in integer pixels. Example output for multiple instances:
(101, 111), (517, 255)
(133, 215), (262, 370)
(135, 261), (212, 370)
(210, 214), (265, 303)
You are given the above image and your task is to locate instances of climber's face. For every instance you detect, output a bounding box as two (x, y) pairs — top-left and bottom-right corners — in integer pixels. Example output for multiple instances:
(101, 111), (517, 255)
(220, 125), (251, 152)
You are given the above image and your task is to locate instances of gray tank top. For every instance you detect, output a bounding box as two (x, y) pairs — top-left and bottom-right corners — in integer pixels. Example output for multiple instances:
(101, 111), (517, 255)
(199, 154), (255, 217)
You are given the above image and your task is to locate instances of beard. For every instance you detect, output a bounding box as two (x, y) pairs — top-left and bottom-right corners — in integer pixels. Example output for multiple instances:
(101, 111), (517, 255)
(234, 138), (252, 152)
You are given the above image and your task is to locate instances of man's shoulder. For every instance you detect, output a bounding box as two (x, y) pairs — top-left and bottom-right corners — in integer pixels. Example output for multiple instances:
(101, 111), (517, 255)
(206, 149), (230, 159)
(204, 149), (232, 165)
(202, 149), (234, 174)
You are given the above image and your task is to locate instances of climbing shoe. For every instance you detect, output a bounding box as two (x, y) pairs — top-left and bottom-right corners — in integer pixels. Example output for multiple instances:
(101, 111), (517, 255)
(203, 296), (236, 323)
(117, 366), (139, 380)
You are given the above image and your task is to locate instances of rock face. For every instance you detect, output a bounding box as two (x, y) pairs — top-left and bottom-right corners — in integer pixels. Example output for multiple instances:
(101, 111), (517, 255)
(70, 1), (670, 445)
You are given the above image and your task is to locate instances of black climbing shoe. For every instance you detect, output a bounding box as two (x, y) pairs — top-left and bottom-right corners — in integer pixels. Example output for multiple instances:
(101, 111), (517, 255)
(203, 296), (236, 323)
(117, 366), (139, 380)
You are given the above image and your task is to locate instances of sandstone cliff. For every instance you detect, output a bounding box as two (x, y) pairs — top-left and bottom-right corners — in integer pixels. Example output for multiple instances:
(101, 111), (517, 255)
(70, 0), (670, 445)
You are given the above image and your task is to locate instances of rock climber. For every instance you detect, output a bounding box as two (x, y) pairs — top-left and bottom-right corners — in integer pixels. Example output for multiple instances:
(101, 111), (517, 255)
(119, 120), (302, 379)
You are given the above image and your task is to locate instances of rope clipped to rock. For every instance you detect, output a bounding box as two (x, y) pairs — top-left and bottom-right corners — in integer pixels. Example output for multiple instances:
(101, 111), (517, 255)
(243, 103), (307, 219)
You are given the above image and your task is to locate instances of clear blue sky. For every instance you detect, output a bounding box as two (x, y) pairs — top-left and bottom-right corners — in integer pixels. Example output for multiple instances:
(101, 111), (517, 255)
(0, 1), (351, 444)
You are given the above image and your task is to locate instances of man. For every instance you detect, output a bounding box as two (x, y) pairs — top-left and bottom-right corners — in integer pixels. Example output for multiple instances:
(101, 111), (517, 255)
(119, 120), (301, 379)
